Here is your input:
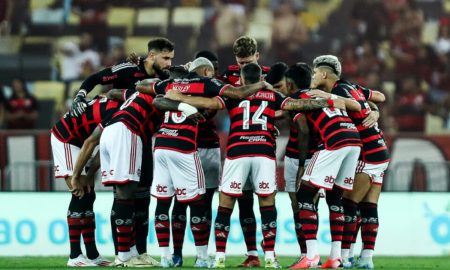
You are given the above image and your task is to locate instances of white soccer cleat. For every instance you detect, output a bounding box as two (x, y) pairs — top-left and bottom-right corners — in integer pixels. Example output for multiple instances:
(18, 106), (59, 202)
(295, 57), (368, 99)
(67, 254), (92, 267)
(355, 256), (374, 269)
(114, 256), (153, 267)
(194, 257), (211, 268)
(88, 255), (113, 266)
(160, 256), (175, 268)
(136, 253), (160, 266)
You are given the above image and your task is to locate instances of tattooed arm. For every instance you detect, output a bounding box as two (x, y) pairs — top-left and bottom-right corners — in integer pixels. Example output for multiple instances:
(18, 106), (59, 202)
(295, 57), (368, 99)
(221, 81), (273, 99)
(282, 97), (345, 111)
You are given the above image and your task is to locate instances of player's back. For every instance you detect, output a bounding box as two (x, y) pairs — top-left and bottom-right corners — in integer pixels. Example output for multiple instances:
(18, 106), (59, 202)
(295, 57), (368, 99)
(296, 90), (361, 151)
(51, 97), (120, 147)
(224, 89), (287, 159)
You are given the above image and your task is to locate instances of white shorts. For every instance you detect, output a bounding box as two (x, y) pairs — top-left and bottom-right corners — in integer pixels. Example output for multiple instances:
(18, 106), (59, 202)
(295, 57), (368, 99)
(100, 122), (142, 185)
(198, 147), (221, 189)
(284, 156), (299, 192)
(302, 146), (360, 191)
(151, 149), (206, 202)
(51, 133), (86, 179)
(220, 157), (277, 196)
(356, 160), (389, 185)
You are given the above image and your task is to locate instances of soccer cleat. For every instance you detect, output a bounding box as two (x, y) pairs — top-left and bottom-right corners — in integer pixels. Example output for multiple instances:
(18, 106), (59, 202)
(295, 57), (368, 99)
(172, 254), (183, 267)
(67, 254), (91, 267)
(341, 258), (353, 269)
(114, 256), (154, 267)
(211, 257), (226, 268)
(238, 255), (261, 267)
(355, 257), (374, 269)
(288, 255), (305, 268)
(321, 258), (342, 268)
(88, 255), (113, 266)
(160, 256), (175, 268)
(289, 255), (320, 269)
(265, 257), (282, 268)
(137, 253), (160, 266)
(194, 257), (211, 268)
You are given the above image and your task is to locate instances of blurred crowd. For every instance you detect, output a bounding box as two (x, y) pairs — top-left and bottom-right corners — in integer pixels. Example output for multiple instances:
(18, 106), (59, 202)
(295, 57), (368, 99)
(0, 0), (449, 134)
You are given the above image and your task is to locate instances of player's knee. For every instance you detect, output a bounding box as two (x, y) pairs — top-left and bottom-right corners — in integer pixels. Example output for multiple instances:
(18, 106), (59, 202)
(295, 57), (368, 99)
(219, 193), (236, 209)
(115, 182), (138, 200)
(258, 193), (275, 207)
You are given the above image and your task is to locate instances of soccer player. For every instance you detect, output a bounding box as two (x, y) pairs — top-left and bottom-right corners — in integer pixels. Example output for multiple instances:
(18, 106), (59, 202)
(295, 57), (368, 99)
(286, 62), (362, 269)
(170, 51), (221, 267)
(70, 37), (174, 264)
(308, 55), (389, 269)
(51, 96), (119, 267)
(220, 36), (271, 267)
(144, 57), (273, 268)
(70, 88), (197, 267)
(164, 63), (343, 268)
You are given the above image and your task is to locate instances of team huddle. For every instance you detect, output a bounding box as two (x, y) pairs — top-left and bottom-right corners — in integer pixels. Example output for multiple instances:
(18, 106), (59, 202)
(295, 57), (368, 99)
(50, 36), (389, 269)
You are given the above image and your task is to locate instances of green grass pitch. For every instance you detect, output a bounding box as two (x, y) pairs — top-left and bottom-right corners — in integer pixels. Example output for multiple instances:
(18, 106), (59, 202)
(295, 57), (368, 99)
(0, 256), (449, 269)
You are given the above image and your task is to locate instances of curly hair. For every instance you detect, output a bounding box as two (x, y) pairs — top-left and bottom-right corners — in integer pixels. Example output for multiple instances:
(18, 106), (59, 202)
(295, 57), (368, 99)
(233, 36), (258, 57)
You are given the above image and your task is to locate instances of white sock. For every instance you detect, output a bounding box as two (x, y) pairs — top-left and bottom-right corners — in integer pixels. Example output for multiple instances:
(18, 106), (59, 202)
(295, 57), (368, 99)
(160, 247), (171, 259)
(329, 241), (341, 260)
(196, 245), (208, 260)
(130, 245), (139, 257)
(349, 243), (355, 258)
(215, 252), (225, 260)
(360, 249), (374, 258)
(118, 251), (132, 262)
(306, 239), (318, 259)
(265, 251), (275, 261)
(341, 248), (350, 260)
(247, 250), (258, 256)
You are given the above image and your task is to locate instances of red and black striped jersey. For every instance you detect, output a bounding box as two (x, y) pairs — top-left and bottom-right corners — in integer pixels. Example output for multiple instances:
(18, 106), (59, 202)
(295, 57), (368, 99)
(335, 81), (390, 163)
(107, 90), (160, 144)
(286, 111), (318, 160)
(220, 64), (270, 86)
(197, 110), (220, 148)
(51, 97), (120, 147)
(218, 90), (290, 159)
(152, 73), (229, 153)
(292, 90), (362, 151)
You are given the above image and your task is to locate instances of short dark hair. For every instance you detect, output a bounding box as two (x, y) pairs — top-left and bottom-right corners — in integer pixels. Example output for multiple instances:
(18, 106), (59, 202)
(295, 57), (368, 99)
(266, 62), (288, 84)
(147, 37), (174, 52)
(169, 66), (189, 79)
(233, 36), (257, 57)
(285, 62), (312, 89)
(195, 50), (218, 62)
(241, 63), (261, 84)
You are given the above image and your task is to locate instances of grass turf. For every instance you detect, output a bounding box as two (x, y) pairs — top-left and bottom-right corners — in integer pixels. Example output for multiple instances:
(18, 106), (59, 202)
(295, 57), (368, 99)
(0, 256), (449, 269)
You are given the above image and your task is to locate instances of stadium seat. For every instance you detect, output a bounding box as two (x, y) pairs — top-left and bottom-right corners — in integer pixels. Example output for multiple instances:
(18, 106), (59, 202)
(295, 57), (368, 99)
(136, 7), (169, 33)
(30, 0), (55, 11)
(422, 21), (439, 45)
(107, 7), (136, 36)
(172, 7), (205, 29)
(167, 25), (195, 64)
(20, 42), (53, 56)
(21, 55), (53, 81)
(250, 8), (273, 25)
(33, 81), (65, 114)
(108, 26), (128, 38)
(28, 23), (64, 36)
(300, 12), (320, 30)
(0, 36), (22, 54)
(125, 36), (154, 56)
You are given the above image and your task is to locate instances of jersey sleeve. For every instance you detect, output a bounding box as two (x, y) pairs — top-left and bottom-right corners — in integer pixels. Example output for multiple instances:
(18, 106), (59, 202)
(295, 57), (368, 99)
(153, 79), (171, 95)
(80, 63), (136, 93)
(331, 84), (354, 99)
(204, 78), (230, 97)
(123, 89), (137, 100)
(275, 92), (290, 110)
(358, 84), (373, 100)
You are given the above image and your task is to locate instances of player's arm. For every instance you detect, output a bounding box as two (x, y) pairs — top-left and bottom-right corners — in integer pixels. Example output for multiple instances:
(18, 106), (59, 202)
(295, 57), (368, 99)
(135, 79), (162, 95)
(70, 125), (103, 198)
(355, 83), (386, 103)
(282, 97), (345, 111)
(106, 88), (137, 102)
(221, 81), (273, 99)
(153, 96), (206, 122)
(164, 90), (224, 110)
(362, 101), (381, 128)
(308, 89), (361, 111)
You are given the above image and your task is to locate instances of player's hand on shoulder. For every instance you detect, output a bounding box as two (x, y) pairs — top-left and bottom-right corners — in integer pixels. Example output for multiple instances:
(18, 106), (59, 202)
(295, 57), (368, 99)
(188, 112), (206, 123)
(332, 98), (346, 110)
(362, 110), (380, 128)
(309, 89), (330, 99)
